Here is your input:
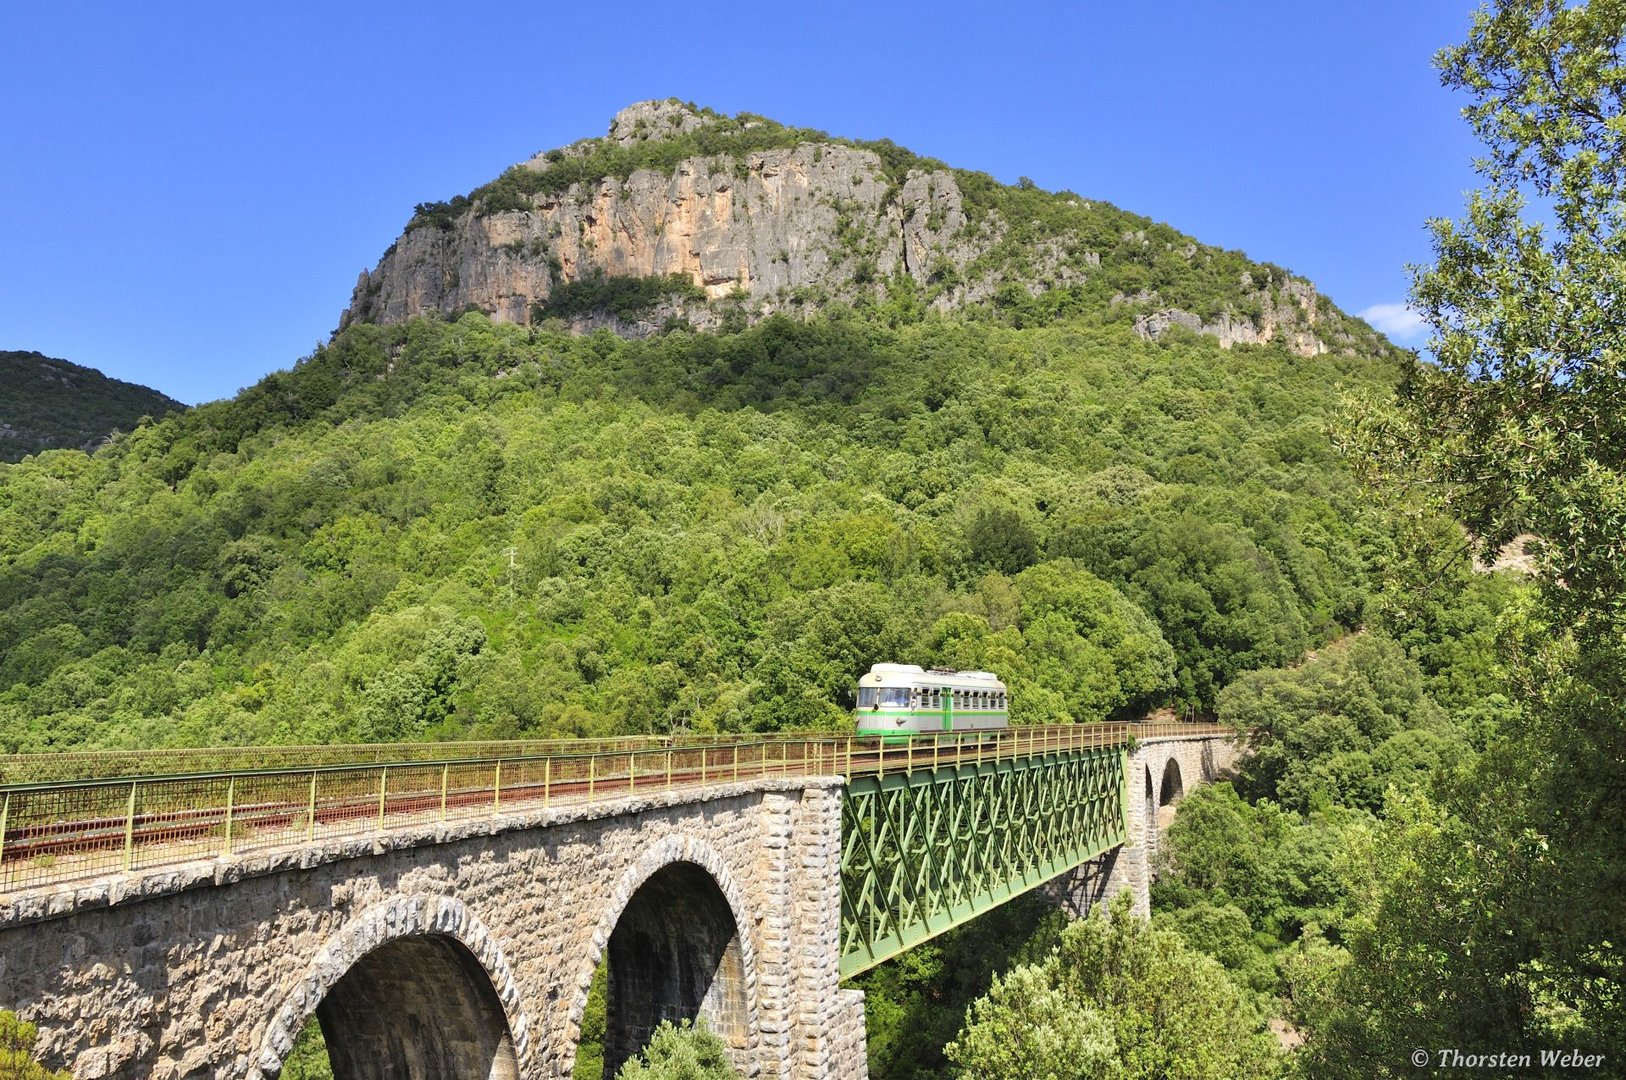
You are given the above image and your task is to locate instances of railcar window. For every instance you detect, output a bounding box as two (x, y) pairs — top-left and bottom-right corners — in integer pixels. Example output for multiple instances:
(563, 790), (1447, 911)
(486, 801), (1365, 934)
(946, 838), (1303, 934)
(858, 687), (911, 708)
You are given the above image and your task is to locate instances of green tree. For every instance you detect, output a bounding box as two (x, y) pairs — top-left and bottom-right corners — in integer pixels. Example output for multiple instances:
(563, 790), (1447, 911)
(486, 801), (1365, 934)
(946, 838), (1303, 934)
(281, 1018), (334, 1080)
(1012, 561), (1176, 720)
(572, 959), (608, 1080)
(964, 505), (1038, 576)
(856, 893), (1067, 1080)
(946, 893), (1285, 1080)
(615, 1020), (738, 1080)
(1221, 634), (1457, 814)
(0, 1011), (71, 1080)
(1151, 784), (1347, 948)
(1323, 0), (1626, 1067)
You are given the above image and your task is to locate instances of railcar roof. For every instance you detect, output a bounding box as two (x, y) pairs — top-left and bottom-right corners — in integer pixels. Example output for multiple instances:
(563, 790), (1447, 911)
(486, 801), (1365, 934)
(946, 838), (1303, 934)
(861, 664), (1007, 690)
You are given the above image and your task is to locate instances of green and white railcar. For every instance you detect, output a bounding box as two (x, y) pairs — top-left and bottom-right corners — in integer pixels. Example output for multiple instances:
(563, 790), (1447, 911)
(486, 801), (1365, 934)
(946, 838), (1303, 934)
(854, 663), (1009, 739)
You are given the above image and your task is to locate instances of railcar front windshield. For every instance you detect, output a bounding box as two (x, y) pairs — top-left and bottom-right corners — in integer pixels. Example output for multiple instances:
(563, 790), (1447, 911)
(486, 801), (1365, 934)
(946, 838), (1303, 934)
(858, 687), (913, 708)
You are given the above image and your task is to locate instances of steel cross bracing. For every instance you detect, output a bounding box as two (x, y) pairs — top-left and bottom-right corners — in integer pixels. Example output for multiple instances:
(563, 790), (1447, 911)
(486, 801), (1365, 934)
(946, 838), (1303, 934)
(838, 743), (1127, 977)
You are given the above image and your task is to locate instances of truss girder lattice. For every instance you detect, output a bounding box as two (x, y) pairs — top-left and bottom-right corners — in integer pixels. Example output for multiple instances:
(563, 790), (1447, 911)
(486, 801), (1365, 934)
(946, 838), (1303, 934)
(839, 745), (1127, 977)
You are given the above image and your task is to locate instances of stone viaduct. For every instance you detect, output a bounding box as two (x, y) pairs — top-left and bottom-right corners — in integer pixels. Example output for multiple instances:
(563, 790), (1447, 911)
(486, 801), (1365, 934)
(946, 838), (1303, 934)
(1047, 734), (1240, 919)
(0, 732), (1237, 1080)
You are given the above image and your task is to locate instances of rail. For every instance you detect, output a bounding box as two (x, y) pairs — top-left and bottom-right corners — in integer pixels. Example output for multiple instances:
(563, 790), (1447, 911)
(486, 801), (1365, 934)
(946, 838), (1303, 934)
(0, 723), (1232, 895)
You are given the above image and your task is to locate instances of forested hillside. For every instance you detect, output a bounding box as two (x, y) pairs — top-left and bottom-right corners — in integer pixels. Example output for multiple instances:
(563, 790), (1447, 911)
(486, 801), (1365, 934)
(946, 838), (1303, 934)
(0, 309), (1398, 753)
(0, 350), (185, 464)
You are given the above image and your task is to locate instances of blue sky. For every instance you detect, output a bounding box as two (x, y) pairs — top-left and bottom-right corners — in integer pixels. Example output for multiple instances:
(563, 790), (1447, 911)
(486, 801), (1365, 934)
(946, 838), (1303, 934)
(2, 2), (1481, 405)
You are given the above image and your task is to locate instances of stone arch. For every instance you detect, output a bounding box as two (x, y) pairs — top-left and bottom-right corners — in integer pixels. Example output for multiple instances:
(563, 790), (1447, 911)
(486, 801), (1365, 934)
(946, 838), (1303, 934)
(1159, 756), (1185, 806)
(251, 894), (530, 1080)
(562, 834), (761, 1079)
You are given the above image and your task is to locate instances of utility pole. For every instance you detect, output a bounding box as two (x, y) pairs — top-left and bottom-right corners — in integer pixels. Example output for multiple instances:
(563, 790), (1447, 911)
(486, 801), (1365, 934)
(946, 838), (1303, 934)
(503, 546), (518, 603)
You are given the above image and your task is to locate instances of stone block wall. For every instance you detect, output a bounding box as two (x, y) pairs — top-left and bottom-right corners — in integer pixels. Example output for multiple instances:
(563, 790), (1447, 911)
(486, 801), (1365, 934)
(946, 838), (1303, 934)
(0, 777), (865, 1080)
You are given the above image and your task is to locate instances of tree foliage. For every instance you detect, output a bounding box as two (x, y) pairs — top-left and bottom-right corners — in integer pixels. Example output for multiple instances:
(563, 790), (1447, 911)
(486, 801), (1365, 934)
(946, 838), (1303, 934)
(615, 1020), (738, 1080)
(1316, 0), (1626, 1069)
(1147, 588), (1519, 1050)
(0, 1011), (71, 1080)
(1351, 0), (1626, 627)
(856, 893), (1067, 1080)
(281, 1018), (334, 1080)
(1223, 634), (1463, 815)
(946, 893), (1285, 1080)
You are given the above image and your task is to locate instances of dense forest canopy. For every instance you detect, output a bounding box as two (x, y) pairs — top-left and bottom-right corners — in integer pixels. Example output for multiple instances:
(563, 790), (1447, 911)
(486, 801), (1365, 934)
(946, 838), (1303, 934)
(0, 308), (1400, 753)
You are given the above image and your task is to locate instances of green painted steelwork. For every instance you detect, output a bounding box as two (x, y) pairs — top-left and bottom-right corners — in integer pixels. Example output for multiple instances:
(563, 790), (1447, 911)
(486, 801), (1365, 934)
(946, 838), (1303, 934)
(839, 743), (1128, 978)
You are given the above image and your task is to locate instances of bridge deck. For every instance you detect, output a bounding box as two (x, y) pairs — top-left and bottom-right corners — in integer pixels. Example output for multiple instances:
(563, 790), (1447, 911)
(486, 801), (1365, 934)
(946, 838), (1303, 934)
(0, 724), (1229, 898)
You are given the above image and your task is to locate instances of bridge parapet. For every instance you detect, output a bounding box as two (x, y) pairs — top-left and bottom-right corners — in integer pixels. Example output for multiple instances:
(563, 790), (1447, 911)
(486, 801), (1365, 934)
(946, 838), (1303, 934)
(0, 774), (860, 1079)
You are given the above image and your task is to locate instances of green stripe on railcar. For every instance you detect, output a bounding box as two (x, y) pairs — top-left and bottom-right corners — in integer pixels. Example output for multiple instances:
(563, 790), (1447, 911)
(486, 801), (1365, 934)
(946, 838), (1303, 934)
(854, 709), (1010, 739)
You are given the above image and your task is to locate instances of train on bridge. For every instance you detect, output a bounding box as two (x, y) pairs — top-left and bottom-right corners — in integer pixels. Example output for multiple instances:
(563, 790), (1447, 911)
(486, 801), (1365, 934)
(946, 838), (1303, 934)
(854, 663), (1009, 739)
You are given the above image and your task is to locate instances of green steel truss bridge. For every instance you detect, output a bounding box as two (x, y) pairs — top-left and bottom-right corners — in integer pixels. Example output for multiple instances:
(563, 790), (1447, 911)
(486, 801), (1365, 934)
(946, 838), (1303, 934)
(0, 724), (1226, 980)
(839, 739), (1128, 975)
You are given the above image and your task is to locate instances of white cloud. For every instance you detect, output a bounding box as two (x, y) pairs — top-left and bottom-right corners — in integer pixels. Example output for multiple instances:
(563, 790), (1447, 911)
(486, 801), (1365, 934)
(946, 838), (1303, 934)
(1357, 302), (1428, 342)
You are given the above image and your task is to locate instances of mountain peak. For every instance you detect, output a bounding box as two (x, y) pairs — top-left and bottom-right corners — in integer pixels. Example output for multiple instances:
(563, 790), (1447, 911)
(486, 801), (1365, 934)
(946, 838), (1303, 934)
(341, 105), (1390, 360)
(606, 99), (713, 145)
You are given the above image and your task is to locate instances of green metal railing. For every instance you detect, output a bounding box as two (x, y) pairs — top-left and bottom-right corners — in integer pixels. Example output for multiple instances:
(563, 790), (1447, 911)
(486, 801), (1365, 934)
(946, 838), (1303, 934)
(0, 724), (1230, 898)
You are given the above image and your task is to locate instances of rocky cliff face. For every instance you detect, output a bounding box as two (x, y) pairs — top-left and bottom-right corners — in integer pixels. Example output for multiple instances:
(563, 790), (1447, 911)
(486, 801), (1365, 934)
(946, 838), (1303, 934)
(341, 101), (1380, 358)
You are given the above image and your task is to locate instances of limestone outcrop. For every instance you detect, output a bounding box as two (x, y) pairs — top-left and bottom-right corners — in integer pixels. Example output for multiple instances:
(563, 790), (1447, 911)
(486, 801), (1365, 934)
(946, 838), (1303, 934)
(341, 101), (1366, 359)
(1130, 277), (1331, 356)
